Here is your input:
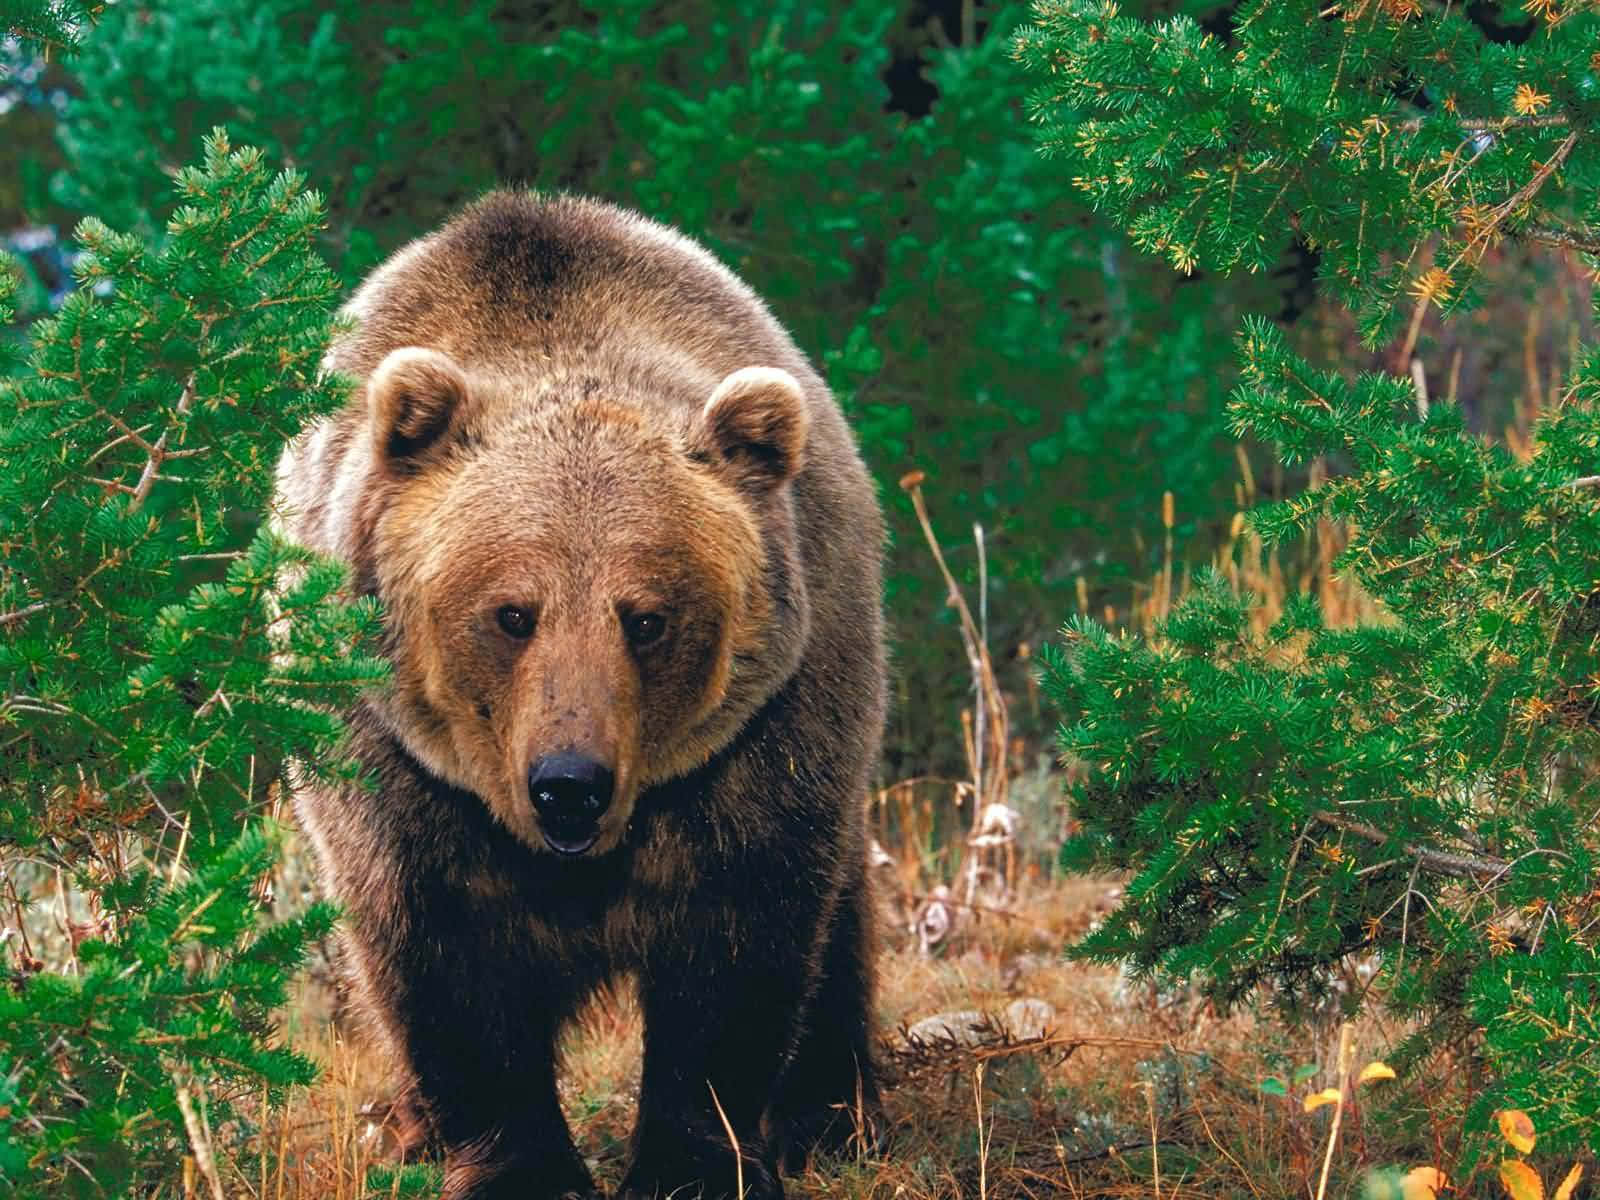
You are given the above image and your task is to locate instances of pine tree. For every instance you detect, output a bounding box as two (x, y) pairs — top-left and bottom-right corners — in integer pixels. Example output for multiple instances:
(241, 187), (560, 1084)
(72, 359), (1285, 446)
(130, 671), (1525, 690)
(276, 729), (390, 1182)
(1, 0), (96, 55)
(0, 131), (383, 1195)
(1019, 0), (1600, 1155)
(30, 0), (1284, 772)
(1015, 0), (1600, 342)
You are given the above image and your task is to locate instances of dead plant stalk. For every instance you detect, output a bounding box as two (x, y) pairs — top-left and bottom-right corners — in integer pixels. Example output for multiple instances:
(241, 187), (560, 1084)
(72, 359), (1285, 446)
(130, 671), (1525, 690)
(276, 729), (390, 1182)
(899, 474), (1009, 895)
(1314, 1024), (1356, 1200)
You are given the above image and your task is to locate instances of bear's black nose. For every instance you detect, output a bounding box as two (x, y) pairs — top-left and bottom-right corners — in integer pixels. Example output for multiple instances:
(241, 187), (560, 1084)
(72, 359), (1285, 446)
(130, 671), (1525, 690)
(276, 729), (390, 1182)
(528, 753), (614, 855)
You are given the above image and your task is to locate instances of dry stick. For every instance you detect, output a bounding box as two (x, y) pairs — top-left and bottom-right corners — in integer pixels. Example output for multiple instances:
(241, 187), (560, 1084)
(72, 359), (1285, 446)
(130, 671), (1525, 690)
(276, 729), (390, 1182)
(1192, 1102), (1266, 1200)
(1160, 491), (1175, 622)
(904, 890), (1048, 931)
(707, 1082), (745, 1200)
(1447, 130), (1582, 279)
(1525, 223), (1600, 256)
(1313, 1024), (1356, 1200)
(174, 1072), (227, 1200)
(973, 522), (988, 855)
(274, 1103), (289, 1200)
(900, 477), (1006, 796)
(259, 1081), (269, 1200)
(900, 474), (1009, 903)
(129, 369), (200, 513)
(1410, 358), (1430, 420)
(1311, 810), (1508, 881)
(890, 1031), (1216, 1086)
(1144, 1081), (1162, 1200)
(0, 601), (48, 627)
(976, 520), (992, 811)
(973, 1063), (990, 1200)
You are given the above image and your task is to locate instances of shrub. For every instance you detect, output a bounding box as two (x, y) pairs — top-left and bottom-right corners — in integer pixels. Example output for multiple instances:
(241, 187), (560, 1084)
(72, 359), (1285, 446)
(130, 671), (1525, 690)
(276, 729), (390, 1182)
(1021, 0), (1600, 1155)
(0, 130), (383, 1196)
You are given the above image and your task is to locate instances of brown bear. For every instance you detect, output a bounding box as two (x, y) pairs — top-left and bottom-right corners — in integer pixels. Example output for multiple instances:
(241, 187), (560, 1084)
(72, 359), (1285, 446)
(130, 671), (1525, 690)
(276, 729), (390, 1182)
(272, 191), (886, 1200)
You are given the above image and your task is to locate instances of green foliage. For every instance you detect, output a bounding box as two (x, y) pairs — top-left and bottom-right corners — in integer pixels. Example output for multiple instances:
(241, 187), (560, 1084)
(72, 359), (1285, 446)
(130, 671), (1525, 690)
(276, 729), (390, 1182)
(366, 1162), (446, 1197)
(1041, 319), (1600, 1154)
(40, 0), (1278, 768)
(0, 131), (383, 1195)
(1, 0), (96, 54)
(50, 0), (363, 248)
(1024, 0), (1600, 1158)
(1015, 0), (1600, 341)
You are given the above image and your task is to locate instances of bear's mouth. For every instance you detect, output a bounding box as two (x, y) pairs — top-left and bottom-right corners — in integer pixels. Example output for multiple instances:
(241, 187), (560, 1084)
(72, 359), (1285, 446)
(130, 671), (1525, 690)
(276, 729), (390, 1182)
(543, 830), (600, 856)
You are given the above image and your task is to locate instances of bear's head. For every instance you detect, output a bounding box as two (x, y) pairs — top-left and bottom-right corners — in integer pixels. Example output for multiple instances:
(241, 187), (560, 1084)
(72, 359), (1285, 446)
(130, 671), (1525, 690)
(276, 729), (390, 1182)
(359, 347), (812, 857)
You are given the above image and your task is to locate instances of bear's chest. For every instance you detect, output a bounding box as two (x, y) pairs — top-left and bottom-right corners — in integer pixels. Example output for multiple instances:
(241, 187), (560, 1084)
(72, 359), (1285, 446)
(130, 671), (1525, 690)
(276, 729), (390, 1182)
(453, 823), (697, 972)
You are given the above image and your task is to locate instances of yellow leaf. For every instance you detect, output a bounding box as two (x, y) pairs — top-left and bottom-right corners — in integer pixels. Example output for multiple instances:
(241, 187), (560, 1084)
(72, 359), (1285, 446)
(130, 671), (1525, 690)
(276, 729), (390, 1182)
(1498, 1109), (1537, 1154)
(1359, 1061), (1397, 1085)
(1304, 1087), (1343, 1113)
(1407, 266), (1455, 306)
(1500, 1159), (1543, 1200)
(1513, 83), (1552, 116)
(1552, 1163), (1582, 1200)
(1401, 1166), (1447, 1200)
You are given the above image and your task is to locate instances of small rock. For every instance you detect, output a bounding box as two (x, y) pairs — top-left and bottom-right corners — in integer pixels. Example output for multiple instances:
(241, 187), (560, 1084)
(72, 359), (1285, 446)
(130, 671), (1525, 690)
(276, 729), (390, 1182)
(903, 997), (1056, 1047)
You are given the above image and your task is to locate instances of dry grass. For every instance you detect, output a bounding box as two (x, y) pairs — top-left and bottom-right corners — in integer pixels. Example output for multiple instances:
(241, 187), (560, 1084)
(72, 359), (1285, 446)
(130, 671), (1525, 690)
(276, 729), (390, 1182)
(211, 449), (1518, 1199)
(229, 865), (1481, 1200)
(220, 485), (1417, 1199)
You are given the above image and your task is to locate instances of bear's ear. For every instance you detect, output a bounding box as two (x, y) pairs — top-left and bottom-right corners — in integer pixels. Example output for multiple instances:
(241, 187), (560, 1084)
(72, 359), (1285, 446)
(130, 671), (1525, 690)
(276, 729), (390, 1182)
(367, 347), (468, 466)
(700, 367), (810, 491)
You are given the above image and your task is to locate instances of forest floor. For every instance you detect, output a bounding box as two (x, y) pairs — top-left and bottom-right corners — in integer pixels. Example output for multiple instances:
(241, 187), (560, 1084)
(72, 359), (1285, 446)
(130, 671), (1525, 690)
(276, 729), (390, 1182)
(238, 863), (1473, 1200)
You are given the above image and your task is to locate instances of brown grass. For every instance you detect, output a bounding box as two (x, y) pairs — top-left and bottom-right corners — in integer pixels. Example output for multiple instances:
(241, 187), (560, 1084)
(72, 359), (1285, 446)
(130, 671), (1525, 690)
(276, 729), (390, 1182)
(231, 865), (1484, 1200)
(216, 455), (1497, 1197)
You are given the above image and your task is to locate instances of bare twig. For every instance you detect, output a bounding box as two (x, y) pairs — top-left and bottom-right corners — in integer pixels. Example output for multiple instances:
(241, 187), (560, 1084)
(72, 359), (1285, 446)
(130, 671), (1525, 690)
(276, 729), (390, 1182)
(904, 890), (1036, 924)
(1447, 130), (1581, 275)
(1311, 810), (1508, 881)
(1396, 113), (1571, 133)
(1410, 358), (1429, 420)
(900, 474), (1007, 810)
(974, 1063), (991, 1200)
(129, 372), (200, 513)
(1144, 1080), (1162, 1200)
(0, 602), (49, 628)
(1523, 224), (1600, 257)
(1313, 1024), (1355, 1200)
(173, 1071), (227, 1200)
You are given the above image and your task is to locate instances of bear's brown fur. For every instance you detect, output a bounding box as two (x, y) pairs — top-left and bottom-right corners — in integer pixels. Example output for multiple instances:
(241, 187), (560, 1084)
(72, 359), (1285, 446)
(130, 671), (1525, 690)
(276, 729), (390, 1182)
(273, 192), (886, 1200)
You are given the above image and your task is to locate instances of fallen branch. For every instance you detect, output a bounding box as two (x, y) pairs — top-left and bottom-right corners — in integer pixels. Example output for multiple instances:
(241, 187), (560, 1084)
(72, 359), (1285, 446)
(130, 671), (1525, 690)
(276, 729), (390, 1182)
(885, 1025), (1213, 1085)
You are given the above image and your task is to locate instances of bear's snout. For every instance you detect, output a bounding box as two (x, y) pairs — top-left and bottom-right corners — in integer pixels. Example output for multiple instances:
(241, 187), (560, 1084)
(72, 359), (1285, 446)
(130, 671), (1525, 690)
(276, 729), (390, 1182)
(528, 752), (615, 856)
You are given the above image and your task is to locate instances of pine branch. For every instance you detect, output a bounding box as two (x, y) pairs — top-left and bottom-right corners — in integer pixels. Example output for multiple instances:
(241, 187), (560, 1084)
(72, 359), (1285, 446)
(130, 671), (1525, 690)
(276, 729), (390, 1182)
(128, 358), (203, 514)
(0, 601), (50, 627)
(0, 132), (384, 1195)
(1310, 812), (1509, 884)
(1523, 225), (1600, 258)
(1446, 131), (1582, 275)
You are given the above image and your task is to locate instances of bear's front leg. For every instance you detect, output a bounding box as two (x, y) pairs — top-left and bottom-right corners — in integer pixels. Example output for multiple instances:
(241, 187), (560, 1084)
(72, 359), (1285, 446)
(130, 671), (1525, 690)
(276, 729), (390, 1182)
(350, 904), (596, 1200)
(403, 1006), (593, 1200)
(619, 921), (810, 1200)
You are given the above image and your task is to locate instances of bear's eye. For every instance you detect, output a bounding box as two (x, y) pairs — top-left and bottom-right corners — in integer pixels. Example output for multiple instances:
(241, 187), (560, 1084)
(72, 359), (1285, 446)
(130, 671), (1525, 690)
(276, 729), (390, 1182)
(495, 605), (537, 639)
(622, 611), (667, 649)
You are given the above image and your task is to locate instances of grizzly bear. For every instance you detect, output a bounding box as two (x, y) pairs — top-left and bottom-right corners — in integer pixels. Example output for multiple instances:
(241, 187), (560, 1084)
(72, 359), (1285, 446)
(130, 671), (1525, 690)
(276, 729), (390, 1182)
(272, 192), (886, 1200)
